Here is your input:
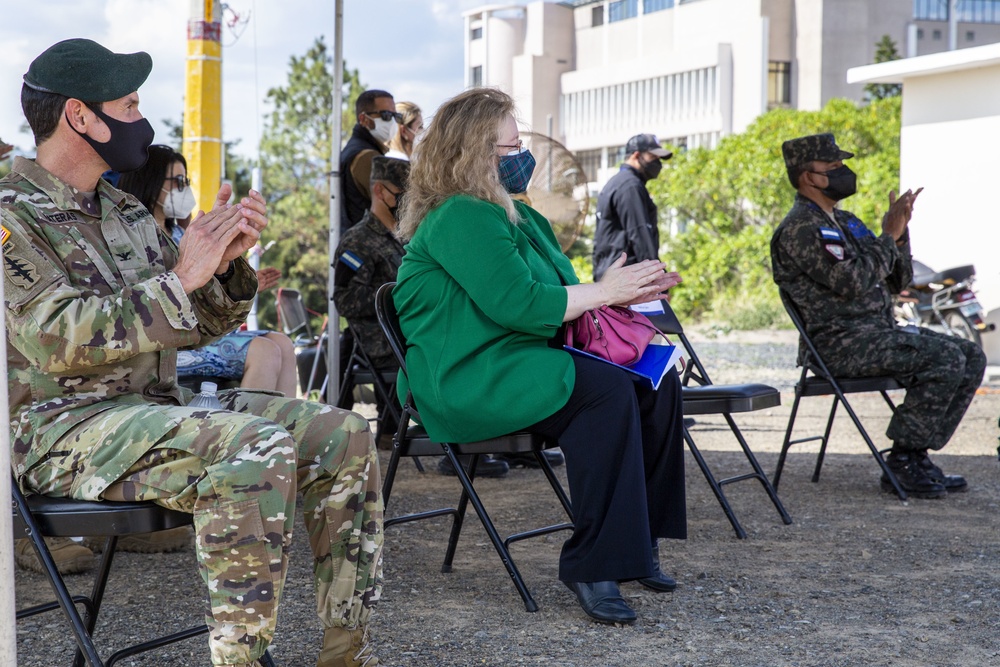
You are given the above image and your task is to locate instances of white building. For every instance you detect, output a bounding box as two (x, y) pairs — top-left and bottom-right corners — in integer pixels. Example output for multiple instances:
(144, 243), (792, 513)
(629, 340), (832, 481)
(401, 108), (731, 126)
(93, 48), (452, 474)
(464, 0), (1000, 184)
(847, 42), (1000, 362)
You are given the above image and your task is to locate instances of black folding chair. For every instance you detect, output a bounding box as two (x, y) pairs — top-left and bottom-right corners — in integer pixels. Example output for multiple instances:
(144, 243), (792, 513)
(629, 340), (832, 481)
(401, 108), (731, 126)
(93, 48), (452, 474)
(374, 282), (574, 612)
(337, 323), (402, 446)
(643, 300), (792, 539)
(12, 475), (278, 666)
(773, 289), (906, 499)
(277, 287), (329, 397)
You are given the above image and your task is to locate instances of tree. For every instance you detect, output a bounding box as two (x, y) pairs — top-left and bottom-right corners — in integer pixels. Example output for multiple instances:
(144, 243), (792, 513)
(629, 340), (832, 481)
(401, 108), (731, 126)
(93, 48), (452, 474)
(647, 96), (902, 327)
(257, 37), (366, 331)
(864, 35), (903, 101)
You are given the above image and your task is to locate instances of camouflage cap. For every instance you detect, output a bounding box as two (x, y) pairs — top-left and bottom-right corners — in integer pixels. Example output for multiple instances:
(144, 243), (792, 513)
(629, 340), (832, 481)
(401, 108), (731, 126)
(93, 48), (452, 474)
(370, 156), (410, 191)
(782, 133), (854, 172)
(23, 38), (152, 102)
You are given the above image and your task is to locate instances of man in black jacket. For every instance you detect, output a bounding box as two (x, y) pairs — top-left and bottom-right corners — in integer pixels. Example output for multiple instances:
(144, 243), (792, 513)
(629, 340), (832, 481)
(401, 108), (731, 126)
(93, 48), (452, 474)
(592, 133), (672, 281)
(340, 88), (398, 232)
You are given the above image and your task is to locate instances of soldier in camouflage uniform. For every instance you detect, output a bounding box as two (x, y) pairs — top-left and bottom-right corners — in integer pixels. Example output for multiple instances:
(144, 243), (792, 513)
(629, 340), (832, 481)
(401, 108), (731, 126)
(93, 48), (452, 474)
(771, 133), (985, 499)
(4, 39), (383, 667)
(333, 156), (409, 370)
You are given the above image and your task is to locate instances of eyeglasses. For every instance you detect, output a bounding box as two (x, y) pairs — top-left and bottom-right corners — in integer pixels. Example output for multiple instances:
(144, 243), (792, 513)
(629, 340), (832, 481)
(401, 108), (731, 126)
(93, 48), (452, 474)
(365, 110), (404, 123)
(497, 139), (523, 156)
(164, 174), (191, 192)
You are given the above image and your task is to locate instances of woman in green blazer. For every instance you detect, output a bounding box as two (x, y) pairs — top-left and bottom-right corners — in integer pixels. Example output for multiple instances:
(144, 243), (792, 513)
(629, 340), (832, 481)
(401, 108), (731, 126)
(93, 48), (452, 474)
(394, 88), (687, 625)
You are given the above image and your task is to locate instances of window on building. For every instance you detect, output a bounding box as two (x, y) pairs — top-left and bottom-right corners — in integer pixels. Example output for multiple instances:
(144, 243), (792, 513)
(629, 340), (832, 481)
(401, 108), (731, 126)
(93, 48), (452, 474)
(576, 149), (603, 183)
(471, 66), (483, 88)
(609, 144), (629, 166)
(932, 29), (942, 39)
(959, 0), (1000, 23)
(592, 5), (604, 26)
(470, 26), (482, 40)
(917, 27), (925, 39)
(967, 30), (976, 40)
(609, 0), (638, 22)
(913, 0), (949, 21)
(644, 0), (674, 13)
(767, 61), (791, 109)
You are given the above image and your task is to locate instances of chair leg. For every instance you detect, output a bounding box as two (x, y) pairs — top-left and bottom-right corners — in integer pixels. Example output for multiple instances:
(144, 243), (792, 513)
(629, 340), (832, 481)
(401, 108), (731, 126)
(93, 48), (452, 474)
(722, 414), (793, 526)
(440, 448), (540, 612)
(837, 392), (907, 501)
(381, 445), (405, 508)
(535, 451), (574, 521)
(684, 427), (747, 539)
(441, 448), (475, 573)
(773, 389), (804, 490)
(811, 397), (840, 483)
(71, 536), (121, 667)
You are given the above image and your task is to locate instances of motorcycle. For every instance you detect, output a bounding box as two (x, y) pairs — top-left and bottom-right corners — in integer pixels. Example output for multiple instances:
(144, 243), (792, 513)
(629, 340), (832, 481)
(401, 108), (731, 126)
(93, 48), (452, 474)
(894, 260), (995, 347)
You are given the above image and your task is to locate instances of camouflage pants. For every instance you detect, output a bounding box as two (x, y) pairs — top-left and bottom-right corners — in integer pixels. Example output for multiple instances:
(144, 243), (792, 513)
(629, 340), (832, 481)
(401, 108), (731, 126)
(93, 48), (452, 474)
(21, 391), (384, 666)
(822, 328), (986, 451)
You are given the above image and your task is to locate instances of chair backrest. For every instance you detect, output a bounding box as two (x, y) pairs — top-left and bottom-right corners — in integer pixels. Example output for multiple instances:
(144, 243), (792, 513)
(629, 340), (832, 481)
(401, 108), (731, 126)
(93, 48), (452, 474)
(374, 282), (408, 375)
(778, 288), (836, 379)
(644, 299), (712, 386)
(276, 287), (313, 339)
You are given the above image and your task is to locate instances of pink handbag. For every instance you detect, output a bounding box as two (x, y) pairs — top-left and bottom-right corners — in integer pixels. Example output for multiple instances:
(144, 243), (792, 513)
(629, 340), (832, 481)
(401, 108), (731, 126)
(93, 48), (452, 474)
(565, 305), (660, 366)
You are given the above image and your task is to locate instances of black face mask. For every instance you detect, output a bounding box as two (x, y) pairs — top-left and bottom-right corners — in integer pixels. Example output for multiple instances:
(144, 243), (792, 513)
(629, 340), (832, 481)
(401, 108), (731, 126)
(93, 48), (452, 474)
(70, 104), (154, 172)
(638, 156), (662, 182)
(812, 165), (857, 201)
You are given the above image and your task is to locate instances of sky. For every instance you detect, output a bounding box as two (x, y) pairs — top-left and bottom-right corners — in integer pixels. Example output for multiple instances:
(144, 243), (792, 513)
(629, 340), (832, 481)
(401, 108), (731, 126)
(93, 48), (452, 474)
(0, 0), (542, 161)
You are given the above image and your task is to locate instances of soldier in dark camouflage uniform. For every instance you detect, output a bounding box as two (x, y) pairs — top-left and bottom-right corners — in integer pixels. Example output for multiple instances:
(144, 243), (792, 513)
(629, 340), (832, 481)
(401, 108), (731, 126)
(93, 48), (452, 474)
(4, 39), (383, 667)
(771, 133), (985, 499)
(334, 156), (409, 370)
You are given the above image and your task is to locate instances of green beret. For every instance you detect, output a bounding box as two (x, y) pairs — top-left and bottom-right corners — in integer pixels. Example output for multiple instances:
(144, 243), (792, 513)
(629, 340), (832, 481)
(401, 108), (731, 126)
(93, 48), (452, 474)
(371, 157), (410, 191)
(23, 38), (152, 102)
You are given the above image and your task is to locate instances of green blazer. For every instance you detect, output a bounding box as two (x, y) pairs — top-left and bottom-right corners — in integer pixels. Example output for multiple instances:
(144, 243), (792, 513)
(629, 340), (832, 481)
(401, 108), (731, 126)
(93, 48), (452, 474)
(394, 195), (579, 443)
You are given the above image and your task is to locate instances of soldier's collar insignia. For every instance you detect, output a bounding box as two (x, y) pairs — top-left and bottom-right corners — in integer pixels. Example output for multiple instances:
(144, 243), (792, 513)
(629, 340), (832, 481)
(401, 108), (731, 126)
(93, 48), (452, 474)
(824, 244), (846, 261)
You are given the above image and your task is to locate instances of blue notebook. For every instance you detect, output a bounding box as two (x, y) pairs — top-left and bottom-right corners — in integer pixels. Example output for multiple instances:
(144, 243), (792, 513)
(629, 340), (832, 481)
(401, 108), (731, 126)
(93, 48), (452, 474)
(564, 335), (683, 390)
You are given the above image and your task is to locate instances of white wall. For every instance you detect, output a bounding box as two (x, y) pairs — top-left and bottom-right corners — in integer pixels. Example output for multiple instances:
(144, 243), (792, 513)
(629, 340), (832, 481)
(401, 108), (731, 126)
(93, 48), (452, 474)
(900, 64), (1000, 317)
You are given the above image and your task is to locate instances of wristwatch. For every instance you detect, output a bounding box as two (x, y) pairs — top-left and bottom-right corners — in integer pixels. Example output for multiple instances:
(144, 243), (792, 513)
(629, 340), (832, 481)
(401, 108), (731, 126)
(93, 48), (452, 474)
(214, 261), (236, 284)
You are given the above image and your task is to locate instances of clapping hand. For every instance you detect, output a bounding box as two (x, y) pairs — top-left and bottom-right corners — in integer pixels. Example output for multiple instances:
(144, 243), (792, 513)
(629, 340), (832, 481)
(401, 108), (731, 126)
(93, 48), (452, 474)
(883, 187), (923, 241)
(256, 266), (281, 291)
(599, 253), (681, 306)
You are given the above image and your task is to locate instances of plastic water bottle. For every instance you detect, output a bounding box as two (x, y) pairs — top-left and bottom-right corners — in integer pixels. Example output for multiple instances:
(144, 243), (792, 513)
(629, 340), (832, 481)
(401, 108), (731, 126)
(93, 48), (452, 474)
(188, 381), (224, 410)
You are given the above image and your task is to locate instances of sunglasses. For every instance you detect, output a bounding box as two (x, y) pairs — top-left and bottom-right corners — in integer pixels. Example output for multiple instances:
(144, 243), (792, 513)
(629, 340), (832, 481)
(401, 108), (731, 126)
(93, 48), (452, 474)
(164, 174), (191, 192)
(366, 110), (404, 123)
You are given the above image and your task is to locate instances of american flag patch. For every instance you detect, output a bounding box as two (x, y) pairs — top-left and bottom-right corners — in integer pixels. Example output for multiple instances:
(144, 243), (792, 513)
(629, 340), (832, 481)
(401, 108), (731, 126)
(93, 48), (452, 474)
(338, 250), (364, 271)
(0, 225), (9, 247)
(819, 227), (842, 241)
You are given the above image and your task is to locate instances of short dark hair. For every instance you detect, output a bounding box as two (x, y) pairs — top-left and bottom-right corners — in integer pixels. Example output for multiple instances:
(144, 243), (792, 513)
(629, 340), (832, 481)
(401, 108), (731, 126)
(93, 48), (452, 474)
(21, 85), (105, 145)
(355, 89), (393, 117)
(118, 144), (186, 213)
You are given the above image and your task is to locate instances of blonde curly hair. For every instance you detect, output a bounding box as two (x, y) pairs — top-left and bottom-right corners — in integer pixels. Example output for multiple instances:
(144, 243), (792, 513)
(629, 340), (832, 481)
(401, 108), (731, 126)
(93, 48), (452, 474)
(397, 88), (519, 241)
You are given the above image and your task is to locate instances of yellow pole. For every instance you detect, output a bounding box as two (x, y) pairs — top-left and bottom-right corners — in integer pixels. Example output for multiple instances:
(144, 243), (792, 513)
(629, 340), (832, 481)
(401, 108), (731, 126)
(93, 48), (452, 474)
(183, 0), (223, 213)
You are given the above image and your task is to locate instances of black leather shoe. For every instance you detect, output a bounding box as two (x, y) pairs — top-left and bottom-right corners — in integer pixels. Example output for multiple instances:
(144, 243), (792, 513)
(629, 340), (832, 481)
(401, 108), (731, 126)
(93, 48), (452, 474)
(564, 580), (637, 625)
(915, 449), (967, 492)
(495, 449), (565, 469)
(437, 455), (509, 478)
(880, 451), (947, 499)
(635, 542), (677, 592)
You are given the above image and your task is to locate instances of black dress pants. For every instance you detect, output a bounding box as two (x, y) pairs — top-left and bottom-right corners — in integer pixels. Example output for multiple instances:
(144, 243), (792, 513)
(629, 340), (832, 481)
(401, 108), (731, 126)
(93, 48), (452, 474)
(528, 355), (686, 583)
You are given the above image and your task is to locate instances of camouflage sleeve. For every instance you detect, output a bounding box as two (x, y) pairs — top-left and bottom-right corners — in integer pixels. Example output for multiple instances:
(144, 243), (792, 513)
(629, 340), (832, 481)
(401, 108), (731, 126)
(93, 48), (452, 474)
(779, 216), (899, 299)
(4, 211), (214, 373)
(333, 242), (377, 321)
(885, 230), (913, 294)
(186, 257), (257, 340)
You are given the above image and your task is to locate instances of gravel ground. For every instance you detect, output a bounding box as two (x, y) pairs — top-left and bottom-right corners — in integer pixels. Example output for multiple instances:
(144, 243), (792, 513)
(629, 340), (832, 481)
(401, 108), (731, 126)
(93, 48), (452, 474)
(15, 329), (1000, 667)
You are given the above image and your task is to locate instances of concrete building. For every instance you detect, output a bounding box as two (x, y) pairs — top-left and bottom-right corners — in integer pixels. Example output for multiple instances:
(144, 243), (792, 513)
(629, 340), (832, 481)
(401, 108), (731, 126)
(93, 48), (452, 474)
(847, 42), (1000, 363)
(464, 0), (1000, 184)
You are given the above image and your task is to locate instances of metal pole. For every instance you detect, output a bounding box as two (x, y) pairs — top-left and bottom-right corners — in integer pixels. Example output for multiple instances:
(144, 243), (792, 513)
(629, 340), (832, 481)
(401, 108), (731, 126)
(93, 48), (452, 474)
(0, 234), (18, 665)
(949, 0), (959, 51)
(327, 0), (344, 404)
(246, 166), (263, 330)
(182, 0), (224, 214)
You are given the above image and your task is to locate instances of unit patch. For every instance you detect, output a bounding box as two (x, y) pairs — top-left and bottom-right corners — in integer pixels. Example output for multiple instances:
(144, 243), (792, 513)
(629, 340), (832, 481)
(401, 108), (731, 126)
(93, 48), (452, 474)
(4, 253), (38, 287)
(339, 250), (364, 272)
(825, 244), (845, 261)
(0, 225), (9, 247)
(818, 227), (843, 242)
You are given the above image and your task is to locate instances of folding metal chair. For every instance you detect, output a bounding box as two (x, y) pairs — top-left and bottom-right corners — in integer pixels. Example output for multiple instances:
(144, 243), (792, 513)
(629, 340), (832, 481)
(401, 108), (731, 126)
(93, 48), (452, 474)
(374, 283), (574, 612)
(643, 300), (792, 539)
(12, 474), (277, 666)
(337, 323), (402, 446)
(277, 287), (329, 397)
(773, 289), (906, 499)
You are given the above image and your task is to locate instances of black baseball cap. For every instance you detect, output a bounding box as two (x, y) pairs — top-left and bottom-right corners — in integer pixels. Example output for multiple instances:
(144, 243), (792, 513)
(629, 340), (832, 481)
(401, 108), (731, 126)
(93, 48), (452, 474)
(24, 38), (152, 102)
(625, 133), (672, 159)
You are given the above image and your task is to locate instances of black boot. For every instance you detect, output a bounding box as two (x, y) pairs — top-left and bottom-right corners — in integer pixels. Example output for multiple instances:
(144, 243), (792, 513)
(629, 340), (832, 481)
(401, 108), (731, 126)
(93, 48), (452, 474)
(437, 454), (510, 478)
(914, 449), (967, 492)
(881, 451), (947, 499)
(564, 580), (637, 625)
(634, 541), (677, 592)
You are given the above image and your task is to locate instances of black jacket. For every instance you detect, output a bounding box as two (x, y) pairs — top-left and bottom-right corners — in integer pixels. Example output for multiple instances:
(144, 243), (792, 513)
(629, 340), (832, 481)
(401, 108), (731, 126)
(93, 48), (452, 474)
(592, 165), (659, 281)
(340, 124), (386, 233)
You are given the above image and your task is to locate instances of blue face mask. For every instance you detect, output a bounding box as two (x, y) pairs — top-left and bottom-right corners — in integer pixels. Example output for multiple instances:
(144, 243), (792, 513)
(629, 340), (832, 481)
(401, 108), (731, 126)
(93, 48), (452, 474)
(497, 147), (536, 194)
